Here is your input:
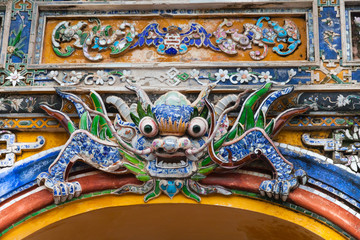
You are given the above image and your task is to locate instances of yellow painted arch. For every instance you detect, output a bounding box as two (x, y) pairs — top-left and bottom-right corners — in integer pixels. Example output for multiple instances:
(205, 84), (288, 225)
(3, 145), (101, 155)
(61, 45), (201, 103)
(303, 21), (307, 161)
(3, 195), (345, 240)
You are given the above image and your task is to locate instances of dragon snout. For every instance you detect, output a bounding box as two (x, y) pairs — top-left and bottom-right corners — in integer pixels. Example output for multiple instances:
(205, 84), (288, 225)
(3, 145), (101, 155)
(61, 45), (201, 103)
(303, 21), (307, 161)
(152, 136), (192, 154)
(151, 136), (194, 169)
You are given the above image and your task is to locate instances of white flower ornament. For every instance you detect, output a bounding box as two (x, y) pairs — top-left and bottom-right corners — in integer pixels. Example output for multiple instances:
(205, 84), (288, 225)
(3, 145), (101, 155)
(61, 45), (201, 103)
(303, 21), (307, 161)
(215, 69), (229, 83)
(6, 70), (25, 87)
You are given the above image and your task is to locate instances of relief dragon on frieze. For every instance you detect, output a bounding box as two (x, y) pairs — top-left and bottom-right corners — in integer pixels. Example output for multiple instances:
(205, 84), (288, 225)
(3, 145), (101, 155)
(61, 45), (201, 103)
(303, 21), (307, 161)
(52, 17), (301, 61)
(37, 83), (308, 203)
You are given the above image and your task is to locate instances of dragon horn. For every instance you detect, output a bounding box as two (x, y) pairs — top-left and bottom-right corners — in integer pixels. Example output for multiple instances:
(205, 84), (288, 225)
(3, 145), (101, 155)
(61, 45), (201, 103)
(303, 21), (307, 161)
(126, 84), (153, 109)
(186, 91), (249, 156)
(106, 96), (132, 122)
(191, 83), (216, 110)
(214, 94), (238, 117)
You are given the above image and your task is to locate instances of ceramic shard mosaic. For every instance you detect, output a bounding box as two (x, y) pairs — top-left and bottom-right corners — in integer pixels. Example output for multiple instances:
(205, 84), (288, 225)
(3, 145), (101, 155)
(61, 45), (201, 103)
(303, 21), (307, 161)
(37, 83), (308, 203)
(42, 16), (307, 64)
(0, 131), (45, 167)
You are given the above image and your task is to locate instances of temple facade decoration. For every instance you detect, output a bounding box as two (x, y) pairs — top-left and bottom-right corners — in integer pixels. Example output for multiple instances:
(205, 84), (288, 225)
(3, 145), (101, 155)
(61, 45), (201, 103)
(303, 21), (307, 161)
(36, 84), (308, 203)
(0, 1), (360, 239)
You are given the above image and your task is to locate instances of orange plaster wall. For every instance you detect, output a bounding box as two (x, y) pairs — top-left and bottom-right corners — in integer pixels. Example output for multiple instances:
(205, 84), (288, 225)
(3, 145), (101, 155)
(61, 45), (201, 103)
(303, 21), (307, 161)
(15, 131), (68, 161)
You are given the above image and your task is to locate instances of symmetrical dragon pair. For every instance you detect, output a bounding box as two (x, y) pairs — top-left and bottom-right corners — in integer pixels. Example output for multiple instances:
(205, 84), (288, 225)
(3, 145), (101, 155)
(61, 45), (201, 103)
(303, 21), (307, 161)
(52, 16), (301, 61)
(38, 83), (308, 204)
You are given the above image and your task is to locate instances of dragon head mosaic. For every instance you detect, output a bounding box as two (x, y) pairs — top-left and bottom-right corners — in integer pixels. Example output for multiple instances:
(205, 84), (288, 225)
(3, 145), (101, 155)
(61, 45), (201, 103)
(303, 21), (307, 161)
(37, 83), (309, 204)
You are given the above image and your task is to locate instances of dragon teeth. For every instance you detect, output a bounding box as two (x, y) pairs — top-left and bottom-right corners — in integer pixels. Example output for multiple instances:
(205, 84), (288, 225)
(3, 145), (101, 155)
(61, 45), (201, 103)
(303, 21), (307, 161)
(156, 160), (188, 168)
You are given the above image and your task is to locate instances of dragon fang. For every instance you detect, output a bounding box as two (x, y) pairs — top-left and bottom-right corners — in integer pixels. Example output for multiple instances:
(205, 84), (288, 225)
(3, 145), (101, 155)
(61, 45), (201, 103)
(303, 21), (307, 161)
(37, 83), (308, 204)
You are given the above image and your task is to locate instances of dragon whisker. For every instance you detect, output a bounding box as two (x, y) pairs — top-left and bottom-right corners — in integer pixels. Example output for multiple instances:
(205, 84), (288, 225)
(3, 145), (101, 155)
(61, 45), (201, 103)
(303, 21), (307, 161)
(186, 90), (250, 155)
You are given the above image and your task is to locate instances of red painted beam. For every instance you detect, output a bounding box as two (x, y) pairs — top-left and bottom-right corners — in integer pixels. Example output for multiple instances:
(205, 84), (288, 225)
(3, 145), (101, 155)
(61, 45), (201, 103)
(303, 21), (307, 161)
(0, 171), (359, 239)
(202, 173), (360, 239)
(0, 172), (141, 234)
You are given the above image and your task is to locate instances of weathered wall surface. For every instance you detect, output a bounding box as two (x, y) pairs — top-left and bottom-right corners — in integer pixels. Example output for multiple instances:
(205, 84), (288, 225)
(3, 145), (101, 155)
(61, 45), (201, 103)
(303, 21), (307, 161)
(0, 1), (359, 239)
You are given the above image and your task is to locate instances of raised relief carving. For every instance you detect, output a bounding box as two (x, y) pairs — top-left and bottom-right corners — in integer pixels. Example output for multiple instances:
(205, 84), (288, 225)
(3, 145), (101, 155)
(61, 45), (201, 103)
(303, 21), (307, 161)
(51, 17), (302, 62)
(37, 84), (308, 203)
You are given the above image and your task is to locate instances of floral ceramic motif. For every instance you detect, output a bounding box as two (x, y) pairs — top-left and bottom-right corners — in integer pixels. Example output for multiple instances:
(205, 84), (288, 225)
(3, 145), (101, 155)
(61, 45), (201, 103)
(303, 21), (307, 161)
(52, 17), (301, 61)
(8, 12), (26, 58)
(5, 70), (25, 87)
(302, 93), (360, 111)
(84, 70), (116, 85)
(40, 68), (297, 87)
(211, 68), (297, 85)
(37, 84), (308, 204)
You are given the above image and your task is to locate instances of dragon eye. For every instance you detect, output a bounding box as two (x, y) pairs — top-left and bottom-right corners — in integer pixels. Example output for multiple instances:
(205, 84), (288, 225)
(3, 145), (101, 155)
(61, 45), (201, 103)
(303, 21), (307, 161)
(188, 117), (208, 138)
(139, 117), (158, 138)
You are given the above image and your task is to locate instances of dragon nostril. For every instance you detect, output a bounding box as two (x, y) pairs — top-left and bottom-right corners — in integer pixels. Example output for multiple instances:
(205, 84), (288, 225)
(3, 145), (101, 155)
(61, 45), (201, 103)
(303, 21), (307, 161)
(177, 148), (185, 153)
(178, 137), (192, 150)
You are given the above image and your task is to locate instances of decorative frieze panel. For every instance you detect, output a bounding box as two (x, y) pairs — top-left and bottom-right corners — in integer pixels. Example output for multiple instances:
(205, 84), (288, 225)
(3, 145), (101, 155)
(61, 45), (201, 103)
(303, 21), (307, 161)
(33, 67), (309, 87)
(350, 11), (360, 61)
(319, 6), (341, 60)
(0, 94), (60, 113)
(47, 17), (304, 62)
(28, 2), (317, 69)
(298, 92), (360, 111)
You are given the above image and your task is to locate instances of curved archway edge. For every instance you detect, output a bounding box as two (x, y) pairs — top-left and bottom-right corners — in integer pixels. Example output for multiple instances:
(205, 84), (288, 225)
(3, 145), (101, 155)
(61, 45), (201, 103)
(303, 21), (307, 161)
(2, 194), (346, 240)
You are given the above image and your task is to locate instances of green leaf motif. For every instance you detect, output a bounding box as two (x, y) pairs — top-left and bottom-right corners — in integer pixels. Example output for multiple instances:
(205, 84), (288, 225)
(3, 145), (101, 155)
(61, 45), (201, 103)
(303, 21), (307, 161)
(265, 119), (274, 135)
(198, 164), (217, 174)
(255, 110), (265, 129)
(136, 175), (151, 182)
(182, 185), (201, 202)
(99, 128), (107, 140)
(120, 150), (144, 169)
(91, 115), (100, 136)
(130, 112), (140, 126)
(67, 121), (76, 133)
(137, 101), (147, 119)
(144, 180), (160, 202)
(123, 163), (146, 175)
(245, 108), (255, 130)
(79, 112), (89, 130)
(200, 105), (209, 119)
